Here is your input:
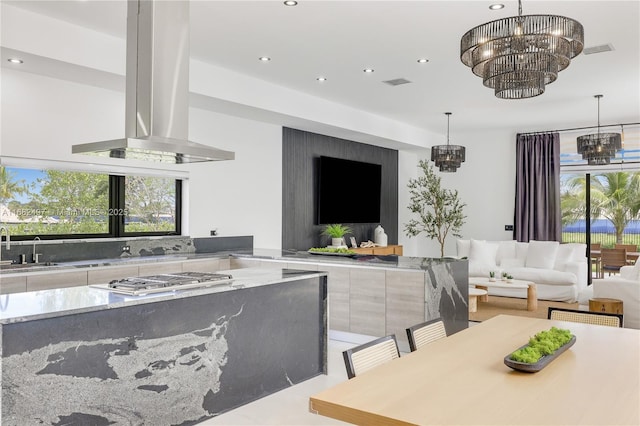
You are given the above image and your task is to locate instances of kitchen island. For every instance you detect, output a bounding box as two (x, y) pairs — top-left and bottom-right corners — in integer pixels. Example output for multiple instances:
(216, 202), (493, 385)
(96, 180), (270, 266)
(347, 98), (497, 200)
(0, 268), (327, 425)
(231, 249), (469, 344)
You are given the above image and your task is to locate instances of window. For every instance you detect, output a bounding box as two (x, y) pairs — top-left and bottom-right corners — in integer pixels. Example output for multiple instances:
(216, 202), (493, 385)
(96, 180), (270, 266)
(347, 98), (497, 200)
(560, 170), (640, 247)
(0, 166), (180, 240)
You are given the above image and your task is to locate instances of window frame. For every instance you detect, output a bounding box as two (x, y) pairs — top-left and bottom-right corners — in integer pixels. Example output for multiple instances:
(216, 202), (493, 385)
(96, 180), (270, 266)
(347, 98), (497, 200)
(1, 168), (182, 242)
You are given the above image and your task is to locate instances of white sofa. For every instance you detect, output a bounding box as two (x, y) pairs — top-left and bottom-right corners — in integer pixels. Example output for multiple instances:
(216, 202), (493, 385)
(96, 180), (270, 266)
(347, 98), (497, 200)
(578, 263), (640, 329)
(458, 239), (588, 303)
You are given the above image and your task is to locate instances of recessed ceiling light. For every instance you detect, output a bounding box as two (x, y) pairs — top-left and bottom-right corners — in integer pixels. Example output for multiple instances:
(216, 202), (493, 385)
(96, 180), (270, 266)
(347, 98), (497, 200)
(363, 68), (375, 73)
(417, 58), (429, 63)
(284, 1), (298, 5)
(258, 56), (271, 62)
(7, 58), (23, 64)
(316, 77), (327, 82)
(489, 4), (504, 10)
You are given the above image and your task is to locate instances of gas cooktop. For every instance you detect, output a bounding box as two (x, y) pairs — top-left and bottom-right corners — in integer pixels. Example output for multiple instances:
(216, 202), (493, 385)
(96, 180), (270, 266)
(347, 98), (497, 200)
(90, 272), (234, 296)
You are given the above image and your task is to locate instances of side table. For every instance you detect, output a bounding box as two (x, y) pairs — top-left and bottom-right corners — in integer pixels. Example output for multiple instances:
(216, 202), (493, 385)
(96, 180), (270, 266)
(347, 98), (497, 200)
(589, 298), (624, 314)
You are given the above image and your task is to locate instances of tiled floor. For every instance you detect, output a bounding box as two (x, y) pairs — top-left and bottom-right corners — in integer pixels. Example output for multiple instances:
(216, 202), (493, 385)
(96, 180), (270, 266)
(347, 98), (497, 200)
(200, 339), (355, 425)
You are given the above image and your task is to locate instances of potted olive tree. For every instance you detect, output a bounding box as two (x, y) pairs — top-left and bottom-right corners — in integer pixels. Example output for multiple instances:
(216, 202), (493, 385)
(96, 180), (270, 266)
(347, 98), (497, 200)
(405, 159), (466, 257)
(322, 224), (352, 247)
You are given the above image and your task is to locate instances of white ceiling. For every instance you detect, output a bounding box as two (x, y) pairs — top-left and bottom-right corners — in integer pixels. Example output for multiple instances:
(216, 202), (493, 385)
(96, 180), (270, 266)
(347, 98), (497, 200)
(4, 0), (640, 139)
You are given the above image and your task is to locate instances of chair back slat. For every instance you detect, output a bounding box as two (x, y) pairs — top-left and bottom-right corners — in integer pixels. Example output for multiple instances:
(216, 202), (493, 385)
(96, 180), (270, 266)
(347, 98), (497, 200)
(548, 307), (623, 328)
(615, 244), (637, 252)
(601, 248), (627, 273)
(343, 335), (399, 379)
(406, 319), (447, 352)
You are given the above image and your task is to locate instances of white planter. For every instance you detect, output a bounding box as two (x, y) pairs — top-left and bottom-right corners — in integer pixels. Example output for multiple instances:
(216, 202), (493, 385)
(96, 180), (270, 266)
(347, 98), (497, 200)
(331, 237), (344, 247)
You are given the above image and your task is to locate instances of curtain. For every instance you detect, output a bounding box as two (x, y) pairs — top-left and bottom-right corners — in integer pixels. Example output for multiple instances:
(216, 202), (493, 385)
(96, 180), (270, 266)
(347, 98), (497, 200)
(515, 133), (561, 242)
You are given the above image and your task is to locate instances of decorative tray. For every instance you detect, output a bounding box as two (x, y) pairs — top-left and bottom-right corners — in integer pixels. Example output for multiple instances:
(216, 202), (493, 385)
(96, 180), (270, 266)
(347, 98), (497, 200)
(307, 250), (355, 257)
(504, 335), (576, 373)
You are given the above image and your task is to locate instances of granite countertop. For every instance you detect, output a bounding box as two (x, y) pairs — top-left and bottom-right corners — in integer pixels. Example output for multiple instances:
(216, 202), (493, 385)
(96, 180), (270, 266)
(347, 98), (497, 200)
(232, 248), (466, 271)
(0, 268), (325, 325)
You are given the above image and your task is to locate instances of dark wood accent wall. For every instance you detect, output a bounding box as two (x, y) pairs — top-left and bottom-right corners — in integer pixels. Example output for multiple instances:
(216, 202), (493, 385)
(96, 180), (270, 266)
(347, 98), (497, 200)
(282, 127), (398, 250)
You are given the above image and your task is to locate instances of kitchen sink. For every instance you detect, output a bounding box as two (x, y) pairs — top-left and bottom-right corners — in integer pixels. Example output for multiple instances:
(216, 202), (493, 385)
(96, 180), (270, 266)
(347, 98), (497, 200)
(0, 255), (190, 272)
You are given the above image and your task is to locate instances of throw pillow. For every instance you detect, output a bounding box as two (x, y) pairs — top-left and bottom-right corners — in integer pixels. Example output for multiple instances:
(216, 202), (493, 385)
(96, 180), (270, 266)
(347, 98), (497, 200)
(468, 239), (498, 270)
(526, 240), (560, 269)
(496, 241), (517, 266)
(456, 239), (470, 258)
(554, 243), (578, 270)
(570, 243), (587, 261)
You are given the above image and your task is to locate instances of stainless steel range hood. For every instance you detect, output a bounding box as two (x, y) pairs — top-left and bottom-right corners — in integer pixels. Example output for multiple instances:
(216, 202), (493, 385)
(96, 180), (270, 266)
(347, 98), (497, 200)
(72, 0), (234, 164)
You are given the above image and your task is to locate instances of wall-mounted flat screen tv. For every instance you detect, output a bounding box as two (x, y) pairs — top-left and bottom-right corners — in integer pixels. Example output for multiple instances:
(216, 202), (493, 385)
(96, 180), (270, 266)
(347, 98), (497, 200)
(317, 156), (381, 224)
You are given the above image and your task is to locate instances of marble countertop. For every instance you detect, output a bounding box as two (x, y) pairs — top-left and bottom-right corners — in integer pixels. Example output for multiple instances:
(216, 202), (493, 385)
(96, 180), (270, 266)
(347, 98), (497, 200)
(232, 248), (466, 271)
(0, 252), (231, 275)
(0, 248), (466, 275)
(0, 268), (325, 325)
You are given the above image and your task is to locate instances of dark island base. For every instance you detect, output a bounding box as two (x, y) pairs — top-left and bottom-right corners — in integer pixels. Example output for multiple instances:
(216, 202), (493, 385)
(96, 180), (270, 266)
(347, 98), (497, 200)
(1, 275), (327, 425)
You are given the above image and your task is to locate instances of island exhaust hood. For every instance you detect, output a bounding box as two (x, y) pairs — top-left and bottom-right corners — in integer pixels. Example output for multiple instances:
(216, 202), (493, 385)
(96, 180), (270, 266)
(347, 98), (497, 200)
(72, 0), (234, 164)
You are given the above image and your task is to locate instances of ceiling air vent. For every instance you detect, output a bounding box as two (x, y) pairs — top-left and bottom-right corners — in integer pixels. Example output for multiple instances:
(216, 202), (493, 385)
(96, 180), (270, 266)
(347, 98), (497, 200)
(583, 44), (614, 55)
(383, 78), (412, 86)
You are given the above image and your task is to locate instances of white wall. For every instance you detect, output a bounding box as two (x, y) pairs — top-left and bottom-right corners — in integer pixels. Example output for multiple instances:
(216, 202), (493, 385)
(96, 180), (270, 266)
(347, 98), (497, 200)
(0, 69), (123, 161)
(441, 129), (520, 255)
(187, 109), (282, 247)
(0, 70), (282, 248)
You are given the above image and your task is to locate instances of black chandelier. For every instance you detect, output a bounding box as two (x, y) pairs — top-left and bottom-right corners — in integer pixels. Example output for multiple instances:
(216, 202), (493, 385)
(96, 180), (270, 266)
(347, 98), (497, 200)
(431, 113), (465, 173)
(576, 95), (622, 165)
(460, 0), (584, 99)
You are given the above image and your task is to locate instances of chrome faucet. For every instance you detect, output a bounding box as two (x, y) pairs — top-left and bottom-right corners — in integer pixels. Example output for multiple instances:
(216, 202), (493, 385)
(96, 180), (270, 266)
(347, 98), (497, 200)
(33, 236), (41, 264)
(0, 227), (10, 264)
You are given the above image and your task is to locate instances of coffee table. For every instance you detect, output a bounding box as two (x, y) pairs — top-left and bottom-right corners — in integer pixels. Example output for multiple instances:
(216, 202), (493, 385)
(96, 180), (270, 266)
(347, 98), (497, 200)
(469, 277), (538, 311)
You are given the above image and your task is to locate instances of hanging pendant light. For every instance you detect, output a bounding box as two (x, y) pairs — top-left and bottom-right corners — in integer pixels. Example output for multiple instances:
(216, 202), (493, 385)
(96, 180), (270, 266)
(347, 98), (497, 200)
(576, 95), (622, 165)
(460, 0), (584, 99)
(431, 113), (466, 173)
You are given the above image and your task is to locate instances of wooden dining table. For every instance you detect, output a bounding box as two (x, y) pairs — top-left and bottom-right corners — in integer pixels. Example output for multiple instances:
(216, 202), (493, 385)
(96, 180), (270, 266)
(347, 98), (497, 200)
(309, 315), (640, 425)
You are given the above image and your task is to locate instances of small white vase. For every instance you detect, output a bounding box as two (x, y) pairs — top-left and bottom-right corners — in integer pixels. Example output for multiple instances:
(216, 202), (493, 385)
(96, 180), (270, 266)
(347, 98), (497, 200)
(489, 277), (496, 282)
(331, 237), (344, 247)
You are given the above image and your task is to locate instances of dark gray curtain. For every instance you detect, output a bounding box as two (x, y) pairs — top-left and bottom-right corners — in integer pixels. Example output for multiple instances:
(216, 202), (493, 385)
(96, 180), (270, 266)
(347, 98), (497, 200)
(515, 132), (561, 242)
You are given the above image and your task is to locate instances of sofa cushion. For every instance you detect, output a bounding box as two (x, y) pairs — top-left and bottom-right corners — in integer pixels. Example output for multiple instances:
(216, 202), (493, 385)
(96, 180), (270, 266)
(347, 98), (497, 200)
(506, 267), (578, 286)
(554, 243), (586, 271)
(526, 240), (559, 269)
(456, 239), (470, 258)
(620, 263), (640, 281)
(468, 240), (498, 276)
(496, 241), (517, 266)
